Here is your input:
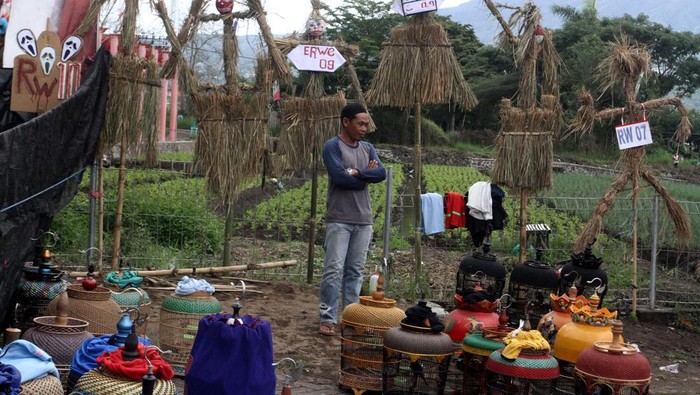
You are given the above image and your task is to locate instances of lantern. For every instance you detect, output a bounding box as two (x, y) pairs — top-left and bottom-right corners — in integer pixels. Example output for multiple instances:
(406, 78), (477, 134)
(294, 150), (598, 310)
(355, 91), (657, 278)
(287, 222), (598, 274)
(484, 330), (559, 394)
(553, 292), (620, 394)
(305, 17), (327, 38)
(215, 0), (233, 14)
(339, 278), (405, 394)
(455, 243), (506, 300)
(158, 289), (222, 375)
(575, 320), (651, 395)
(506, 248), (559, 328)
(383, 300), (454, 394)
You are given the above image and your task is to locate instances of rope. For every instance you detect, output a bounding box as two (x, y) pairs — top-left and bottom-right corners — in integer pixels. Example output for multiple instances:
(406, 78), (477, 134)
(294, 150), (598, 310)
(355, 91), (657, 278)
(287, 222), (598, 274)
(0, 166), (87, 213)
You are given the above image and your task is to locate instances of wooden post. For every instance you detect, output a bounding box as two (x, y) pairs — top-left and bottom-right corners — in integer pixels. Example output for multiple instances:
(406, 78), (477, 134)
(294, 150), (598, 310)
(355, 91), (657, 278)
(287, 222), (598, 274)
(307, 147), (319, 284)
(519, 189), (528, 264)
(111, 133), (128, 271)
(632, 181), (639, 316)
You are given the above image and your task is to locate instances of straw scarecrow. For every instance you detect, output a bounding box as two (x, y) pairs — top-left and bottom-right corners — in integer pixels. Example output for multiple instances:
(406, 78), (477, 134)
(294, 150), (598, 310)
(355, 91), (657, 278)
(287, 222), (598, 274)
(484, 0), (562, 264)
(568, 35), (692, 314)
(152, 0), (289, 265)
(273, 0), (371, 283)
(365, 10), (477, 285)
(74, 0), (162, 270)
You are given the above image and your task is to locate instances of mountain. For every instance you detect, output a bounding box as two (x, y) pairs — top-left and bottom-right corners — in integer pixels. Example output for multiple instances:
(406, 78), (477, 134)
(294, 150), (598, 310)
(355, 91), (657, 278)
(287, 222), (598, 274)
(439, 0), (700, 45)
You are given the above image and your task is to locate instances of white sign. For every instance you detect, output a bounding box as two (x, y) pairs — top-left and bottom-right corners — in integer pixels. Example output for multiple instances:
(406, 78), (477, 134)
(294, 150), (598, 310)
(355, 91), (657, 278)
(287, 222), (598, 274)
(287, 45), (346, 73)
(392, 0), (440, 16)
(3, 0), (63, 68)
(614, 120), (653, 150)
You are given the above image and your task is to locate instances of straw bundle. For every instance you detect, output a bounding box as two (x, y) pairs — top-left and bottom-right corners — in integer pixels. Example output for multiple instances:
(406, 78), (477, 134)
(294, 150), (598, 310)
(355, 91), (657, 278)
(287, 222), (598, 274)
(72, 0), (110, 37)
(573, 171), (632, 252)
(276, 93), (347, 171)
(101, 55), (153, 152)
(641, 168), (692, 241)
(138, 58), (161, 166)
(365, 13), (477, 110)
(151, 0), (206, 94)
(491, 95), (558, 193)
(247, 0), (290, 83)
(192, 91), (269, 200)
(596, 35), (650, 96)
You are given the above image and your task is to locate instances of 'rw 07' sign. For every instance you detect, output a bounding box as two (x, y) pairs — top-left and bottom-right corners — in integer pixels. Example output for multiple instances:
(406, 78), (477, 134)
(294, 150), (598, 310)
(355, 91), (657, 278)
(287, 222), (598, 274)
(614, 120), (653, 150)
(287, 45), (346, 73)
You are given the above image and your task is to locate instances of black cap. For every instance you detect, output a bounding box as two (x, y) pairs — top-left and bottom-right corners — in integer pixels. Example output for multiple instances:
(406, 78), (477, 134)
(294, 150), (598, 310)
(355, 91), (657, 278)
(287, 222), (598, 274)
(340, 103), (367, 120)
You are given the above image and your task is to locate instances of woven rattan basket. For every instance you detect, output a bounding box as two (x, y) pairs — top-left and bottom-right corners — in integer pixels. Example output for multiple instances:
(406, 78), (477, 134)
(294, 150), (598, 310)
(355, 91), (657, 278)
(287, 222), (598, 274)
(158, 292), (222, 375)
(19, 374), (64, 395)
(46, 285), (122, 335)
(22, 316), (93, 365)
(72, 367), (177, 395)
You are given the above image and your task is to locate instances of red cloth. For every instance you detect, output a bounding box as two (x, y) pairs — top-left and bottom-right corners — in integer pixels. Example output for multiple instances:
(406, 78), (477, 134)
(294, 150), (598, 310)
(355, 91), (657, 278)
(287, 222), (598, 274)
(444, 192), (467, 229)
(97, 343), (175, 381)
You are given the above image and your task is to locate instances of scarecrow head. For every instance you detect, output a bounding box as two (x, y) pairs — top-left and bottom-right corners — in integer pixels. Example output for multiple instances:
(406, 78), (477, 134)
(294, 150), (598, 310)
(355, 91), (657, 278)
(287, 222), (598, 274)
(305, 17), (326, 38)
(216, 0), (234, 14)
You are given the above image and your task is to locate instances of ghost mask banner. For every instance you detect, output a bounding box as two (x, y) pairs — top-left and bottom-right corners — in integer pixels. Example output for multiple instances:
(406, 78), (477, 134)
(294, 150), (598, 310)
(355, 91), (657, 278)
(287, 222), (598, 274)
(11, 27), (83, 113)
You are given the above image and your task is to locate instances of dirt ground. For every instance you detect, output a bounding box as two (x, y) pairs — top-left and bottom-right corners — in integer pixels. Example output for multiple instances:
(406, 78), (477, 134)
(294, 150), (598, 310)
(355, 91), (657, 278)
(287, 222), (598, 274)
(140, 275), (700, 395)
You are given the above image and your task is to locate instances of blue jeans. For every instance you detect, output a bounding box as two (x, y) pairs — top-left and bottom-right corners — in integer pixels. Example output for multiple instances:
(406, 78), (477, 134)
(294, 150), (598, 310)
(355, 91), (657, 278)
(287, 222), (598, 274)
(319, 222), (373, 324)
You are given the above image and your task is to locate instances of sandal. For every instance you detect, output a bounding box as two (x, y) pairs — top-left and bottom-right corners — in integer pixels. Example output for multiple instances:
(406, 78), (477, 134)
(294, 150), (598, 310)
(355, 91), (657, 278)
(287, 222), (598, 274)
(318, 322), (336, 336)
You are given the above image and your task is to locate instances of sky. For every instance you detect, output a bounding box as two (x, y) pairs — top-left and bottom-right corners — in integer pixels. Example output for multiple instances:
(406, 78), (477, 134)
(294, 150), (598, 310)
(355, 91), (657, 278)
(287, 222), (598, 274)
(132, 0), (474, 37)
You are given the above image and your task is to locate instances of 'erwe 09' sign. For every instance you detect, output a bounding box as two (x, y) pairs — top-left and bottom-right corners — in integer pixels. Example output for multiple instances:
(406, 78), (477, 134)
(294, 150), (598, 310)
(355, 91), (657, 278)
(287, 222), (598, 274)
(614, 120), (653, 150)
(287, 45), (346, 73)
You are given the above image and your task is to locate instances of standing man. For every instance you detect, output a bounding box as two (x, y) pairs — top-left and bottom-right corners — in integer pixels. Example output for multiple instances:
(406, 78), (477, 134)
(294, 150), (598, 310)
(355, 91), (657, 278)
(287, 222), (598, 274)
(318, 103), (386, 336)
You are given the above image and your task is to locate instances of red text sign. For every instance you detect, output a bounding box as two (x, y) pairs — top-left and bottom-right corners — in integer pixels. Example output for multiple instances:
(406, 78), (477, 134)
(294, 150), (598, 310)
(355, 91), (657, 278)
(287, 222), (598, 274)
(287, 45), (346, 73)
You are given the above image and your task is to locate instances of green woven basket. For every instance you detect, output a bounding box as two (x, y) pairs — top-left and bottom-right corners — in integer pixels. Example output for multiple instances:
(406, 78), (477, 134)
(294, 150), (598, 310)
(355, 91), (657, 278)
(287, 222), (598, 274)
(110, 288), (152, 307)
(160, 293), (222, 314)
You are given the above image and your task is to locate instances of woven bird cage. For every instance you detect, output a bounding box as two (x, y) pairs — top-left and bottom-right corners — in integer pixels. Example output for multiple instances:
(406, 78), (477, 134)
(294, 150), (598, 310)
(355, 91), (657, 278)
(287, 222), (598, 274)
(19, 374), (64, 395)
(444, 287), (499, 344)
(73, 367), (177, 395)
(13, 249), (66, 331)
(558, 244), (609, 307)
(456, 246), (506, 300)
(574, 321), (650, 395)
(382, 323), (454, 394)
(461, 333), (505, 394)
(158, 291), (223, 375)
(537, 286), (588, 344)
(484, 347), (559, 395)
(46, 285), (122, 336)
(506, 257), (559, 329)
(339, 292), (406, 393)
(553, 294), (619, 394)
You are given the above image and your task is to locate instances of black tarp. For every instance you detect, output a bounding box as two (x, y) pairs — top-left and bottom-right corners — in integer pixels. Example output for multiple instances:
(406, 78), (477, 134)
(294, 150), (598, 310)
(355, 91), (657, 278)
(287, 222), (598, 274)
(0, 48), (111, 327)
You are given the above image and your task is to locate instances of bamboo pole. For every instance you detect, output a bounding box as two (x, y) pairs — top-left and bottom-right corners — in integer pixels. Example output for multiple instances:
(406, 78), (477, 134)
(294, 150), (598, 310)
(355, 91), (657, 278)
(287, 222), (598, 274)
(69, 259), (298, 278)
(97, 161), (104, 272)
(111, 133), (128, 270)
(413, 102), (422, 287)
(519, 189), (528, 263)
(632, 181), (639, 316)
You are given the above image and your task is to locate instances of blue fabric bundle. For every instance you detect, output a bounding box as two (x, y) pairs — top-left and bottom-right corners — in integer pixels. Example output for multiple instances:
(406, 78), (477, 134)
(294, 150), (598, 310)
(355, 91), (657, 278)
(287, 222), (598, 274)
(0, 340), (58, 383)
(0, 363), (21, 395)
(185, 314), (275, 395)
(175, 276), (216, 295)
(70, 334), (151, 377)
